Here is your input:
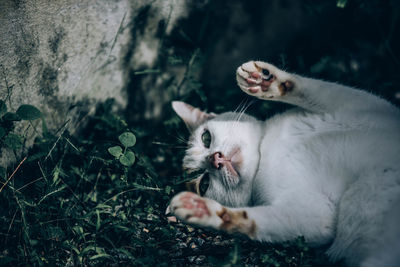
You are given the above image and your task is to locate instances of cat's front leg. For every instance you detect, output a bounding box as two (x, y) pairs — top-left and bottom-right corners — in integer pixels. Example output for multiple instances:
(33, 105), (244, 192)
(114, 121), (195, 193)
(168, 191), (257, 238)
(169, 191), (335, 245)
(236, 60), (396, 114)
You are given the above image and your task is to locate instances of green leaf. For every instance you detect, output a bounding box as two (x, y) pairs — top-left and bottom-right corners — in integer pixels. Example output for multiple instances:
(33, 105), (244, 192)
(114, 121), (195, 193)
(133, 69), (160, 75)
(90, 253), (112, 260)
(116, 248), (135, 260)
(16, 104), (42, 120)
(96, 209), (101, 231)
(337, 0), (347, 8)
(81, 245), (96, 255)
(0, 100), (7, 118)
(3, 112), (20, 121)
(29, 239), (39, 246)
(119, 150), (135, 166)
(0, 127), (5, 139)
(95, 204), (112, 210)
(42, 118), (48, 134)
(0, 256), (16, 265)
(27, 152), (47, 162)
(115, 225), (130, 232)
(165, 185), (172, 195)
(107, 146), (123, 158)
(118, 132), (136, 147)
(0, 167), (6, 179)
(167, 56), (183, 65)
(3, 134), (22, 150)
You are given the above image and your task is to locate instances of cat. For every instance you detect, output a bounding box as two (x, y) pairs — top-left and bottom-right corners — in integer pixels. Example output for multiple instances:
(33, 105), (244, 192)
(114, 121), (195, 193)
(167, 60), (400, 266)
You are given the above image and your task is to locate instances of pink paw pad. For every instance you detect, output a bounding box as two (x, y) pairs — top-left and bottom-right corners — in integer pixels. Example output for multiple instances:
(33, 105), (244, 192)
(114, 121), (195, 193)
(248, 87), (260, 93)
(245, 71), (275, 93)
(250, 72), (261, 79)
(179, 192), (210, 218)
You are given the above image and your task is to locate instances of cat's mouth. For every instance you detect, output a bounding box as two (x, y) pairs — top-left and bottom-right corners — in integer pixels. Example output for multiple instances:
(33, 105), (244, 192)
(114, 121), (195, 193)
(224, 161), (238, 176)
(226, 147), (242, 175)
(215, 147), (242, 185)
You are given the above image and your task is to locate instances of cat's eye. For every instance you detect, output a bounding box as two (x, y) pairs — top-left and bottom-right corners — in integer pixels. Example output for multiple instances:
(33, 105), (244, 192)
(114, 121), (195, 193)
(201, 130), (212, 148)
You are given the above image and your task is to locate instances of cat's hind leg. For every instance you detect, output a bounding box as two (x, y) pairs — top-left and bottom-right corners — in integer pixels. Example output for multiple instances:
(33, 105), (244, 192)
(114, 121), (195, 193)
(327, 169), (400, 266)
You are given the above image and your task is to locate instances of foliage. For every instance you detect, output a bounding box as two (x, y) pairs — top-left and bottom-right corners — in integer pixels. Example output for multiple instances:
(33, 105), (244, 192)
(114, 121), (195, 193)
(0, 101), (43, 152)
(108, 132), (137, 167)
(0, 100), (173, 265)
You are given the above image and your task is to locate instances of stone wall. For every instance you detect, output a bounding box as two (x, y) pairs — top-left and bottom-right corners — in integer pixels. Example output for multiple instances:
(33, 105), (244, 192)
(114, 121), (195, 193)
(0, 0), (191, 163)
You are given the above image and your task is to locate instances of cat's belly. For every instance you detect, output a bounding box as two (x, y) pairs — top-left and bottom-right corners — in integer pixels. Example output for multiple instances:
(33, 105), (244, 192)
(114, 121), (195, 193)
(253, 110), (400, 205)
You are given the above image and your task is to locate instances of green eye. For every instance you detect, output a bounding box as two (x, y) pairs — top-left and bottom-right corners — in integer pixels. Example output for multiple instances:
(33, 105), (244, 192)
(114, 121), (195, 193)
(201, 130), (211, 148)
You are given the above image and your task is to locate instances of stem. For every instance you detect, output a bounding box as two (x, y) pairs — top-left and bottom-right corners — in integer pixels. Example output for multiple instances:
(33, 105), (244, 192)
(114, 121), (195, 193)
(0, 156), (27, 193)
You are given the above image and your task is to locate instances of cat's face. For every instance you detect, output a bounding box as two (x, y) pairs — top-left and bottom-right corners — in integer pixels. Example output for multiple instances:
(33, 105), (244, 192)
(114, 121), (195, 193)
(172, 101), (262, 207)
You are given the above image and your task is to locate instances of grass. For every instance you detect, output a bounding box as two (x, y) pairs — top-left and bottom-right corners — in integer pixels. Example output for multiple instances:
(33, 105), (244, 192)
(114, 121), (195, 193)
(0, 99), (339, 266)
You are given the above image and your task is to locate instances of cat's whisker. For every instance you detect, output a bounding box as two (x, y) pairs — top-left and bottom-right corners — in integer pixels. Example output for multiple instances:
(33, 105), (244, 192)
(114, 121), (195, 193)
(152, 142), (188, 149)
(220, 99), (254, 157)
(238, 98), (254, 121)
(169, 132), (189, 144)
(231, 98), (254, 131)
(234, 99), (249, 121)
(237, 98), (252, 121)
(233, 98), (248, 114)
(231, 99), (249, 127)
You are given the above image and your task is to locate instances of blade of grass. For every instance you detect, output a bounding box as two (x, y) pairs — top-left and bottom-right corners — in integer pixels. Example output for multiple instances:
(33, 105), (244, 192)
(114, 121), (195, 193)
(0, 156), (27, 193)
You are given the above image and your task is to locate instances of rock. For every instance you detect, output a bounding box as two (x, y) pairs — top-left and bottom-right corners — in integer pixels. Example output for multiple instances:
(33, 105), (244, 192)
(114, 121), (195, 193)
(0, 0), (192, 164)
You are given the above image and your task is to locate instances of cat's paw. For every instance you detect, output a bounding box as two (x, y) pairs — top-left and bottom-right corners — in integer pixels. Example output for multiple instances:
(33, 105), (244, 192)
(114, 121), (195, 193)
(168, 192), (224, 229)
(168, 192), (257, 238)
(236, 61), (295, 99)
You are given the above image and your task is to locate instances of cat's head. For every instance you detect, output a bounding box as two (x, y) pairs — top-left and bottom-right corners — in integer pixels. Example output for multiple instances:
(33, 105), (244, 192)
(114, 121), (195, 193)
(172, 101), (262, 207)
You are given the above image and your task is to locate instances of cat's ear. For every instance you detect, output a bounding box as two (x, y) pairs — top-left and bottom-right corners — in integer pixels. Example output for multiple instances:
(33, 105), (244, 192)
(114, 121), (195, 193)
(172, 101), (216, 131)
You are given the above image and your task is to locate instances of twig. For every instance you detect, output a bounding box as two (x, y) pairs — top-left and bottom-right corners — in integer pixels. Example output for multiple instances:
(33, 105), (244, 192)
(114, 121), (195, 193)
(64, 137), (80, 152)
(0, 157), (27, 193)
(37, 161), (47, 182)
(36, 185), (67, 205)
(45, 121), (70, 161)
(134, 69), (161, 75)
(5, 209), (18, 243)
(158, 3), (173, 51)
(1, 64), (13, 106)
(109, 11), (127, 55)
(176, 48), (200, 97)
(16, 176), (44, 192)
(102, 184), (162, 205)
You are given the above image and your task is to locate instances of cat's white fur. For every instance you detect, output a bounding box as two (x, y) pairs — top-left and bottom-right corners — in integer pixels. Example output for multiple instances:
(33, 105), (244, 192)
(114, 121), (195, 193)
(169, 60), (400, 266)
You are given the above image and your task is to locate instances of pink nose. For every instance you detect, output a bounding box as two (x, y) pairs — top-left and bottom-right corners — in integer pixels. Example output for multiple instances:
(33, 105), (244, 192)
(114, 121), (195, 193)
(210, 152), (225, 169)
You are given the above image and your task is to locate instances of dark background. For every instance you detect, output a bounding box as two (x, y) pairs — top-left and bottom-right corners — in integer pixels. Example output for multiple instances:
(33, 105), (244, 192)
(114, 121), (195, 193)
(127, 0), (400, 125)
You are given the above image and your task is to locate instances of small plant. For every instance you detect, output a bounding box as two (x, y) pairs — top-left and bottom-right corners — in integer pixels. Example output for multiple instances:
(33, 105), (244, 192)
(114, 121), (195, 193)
(0, 100), (42, 151)
(108, 131), (136, 167)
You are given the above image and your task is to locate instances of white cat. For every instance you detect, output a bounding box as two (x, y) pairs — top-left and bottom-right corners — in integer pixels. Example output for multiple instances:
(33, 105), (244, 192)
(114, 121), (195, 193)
(168, 60), (400, 266)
